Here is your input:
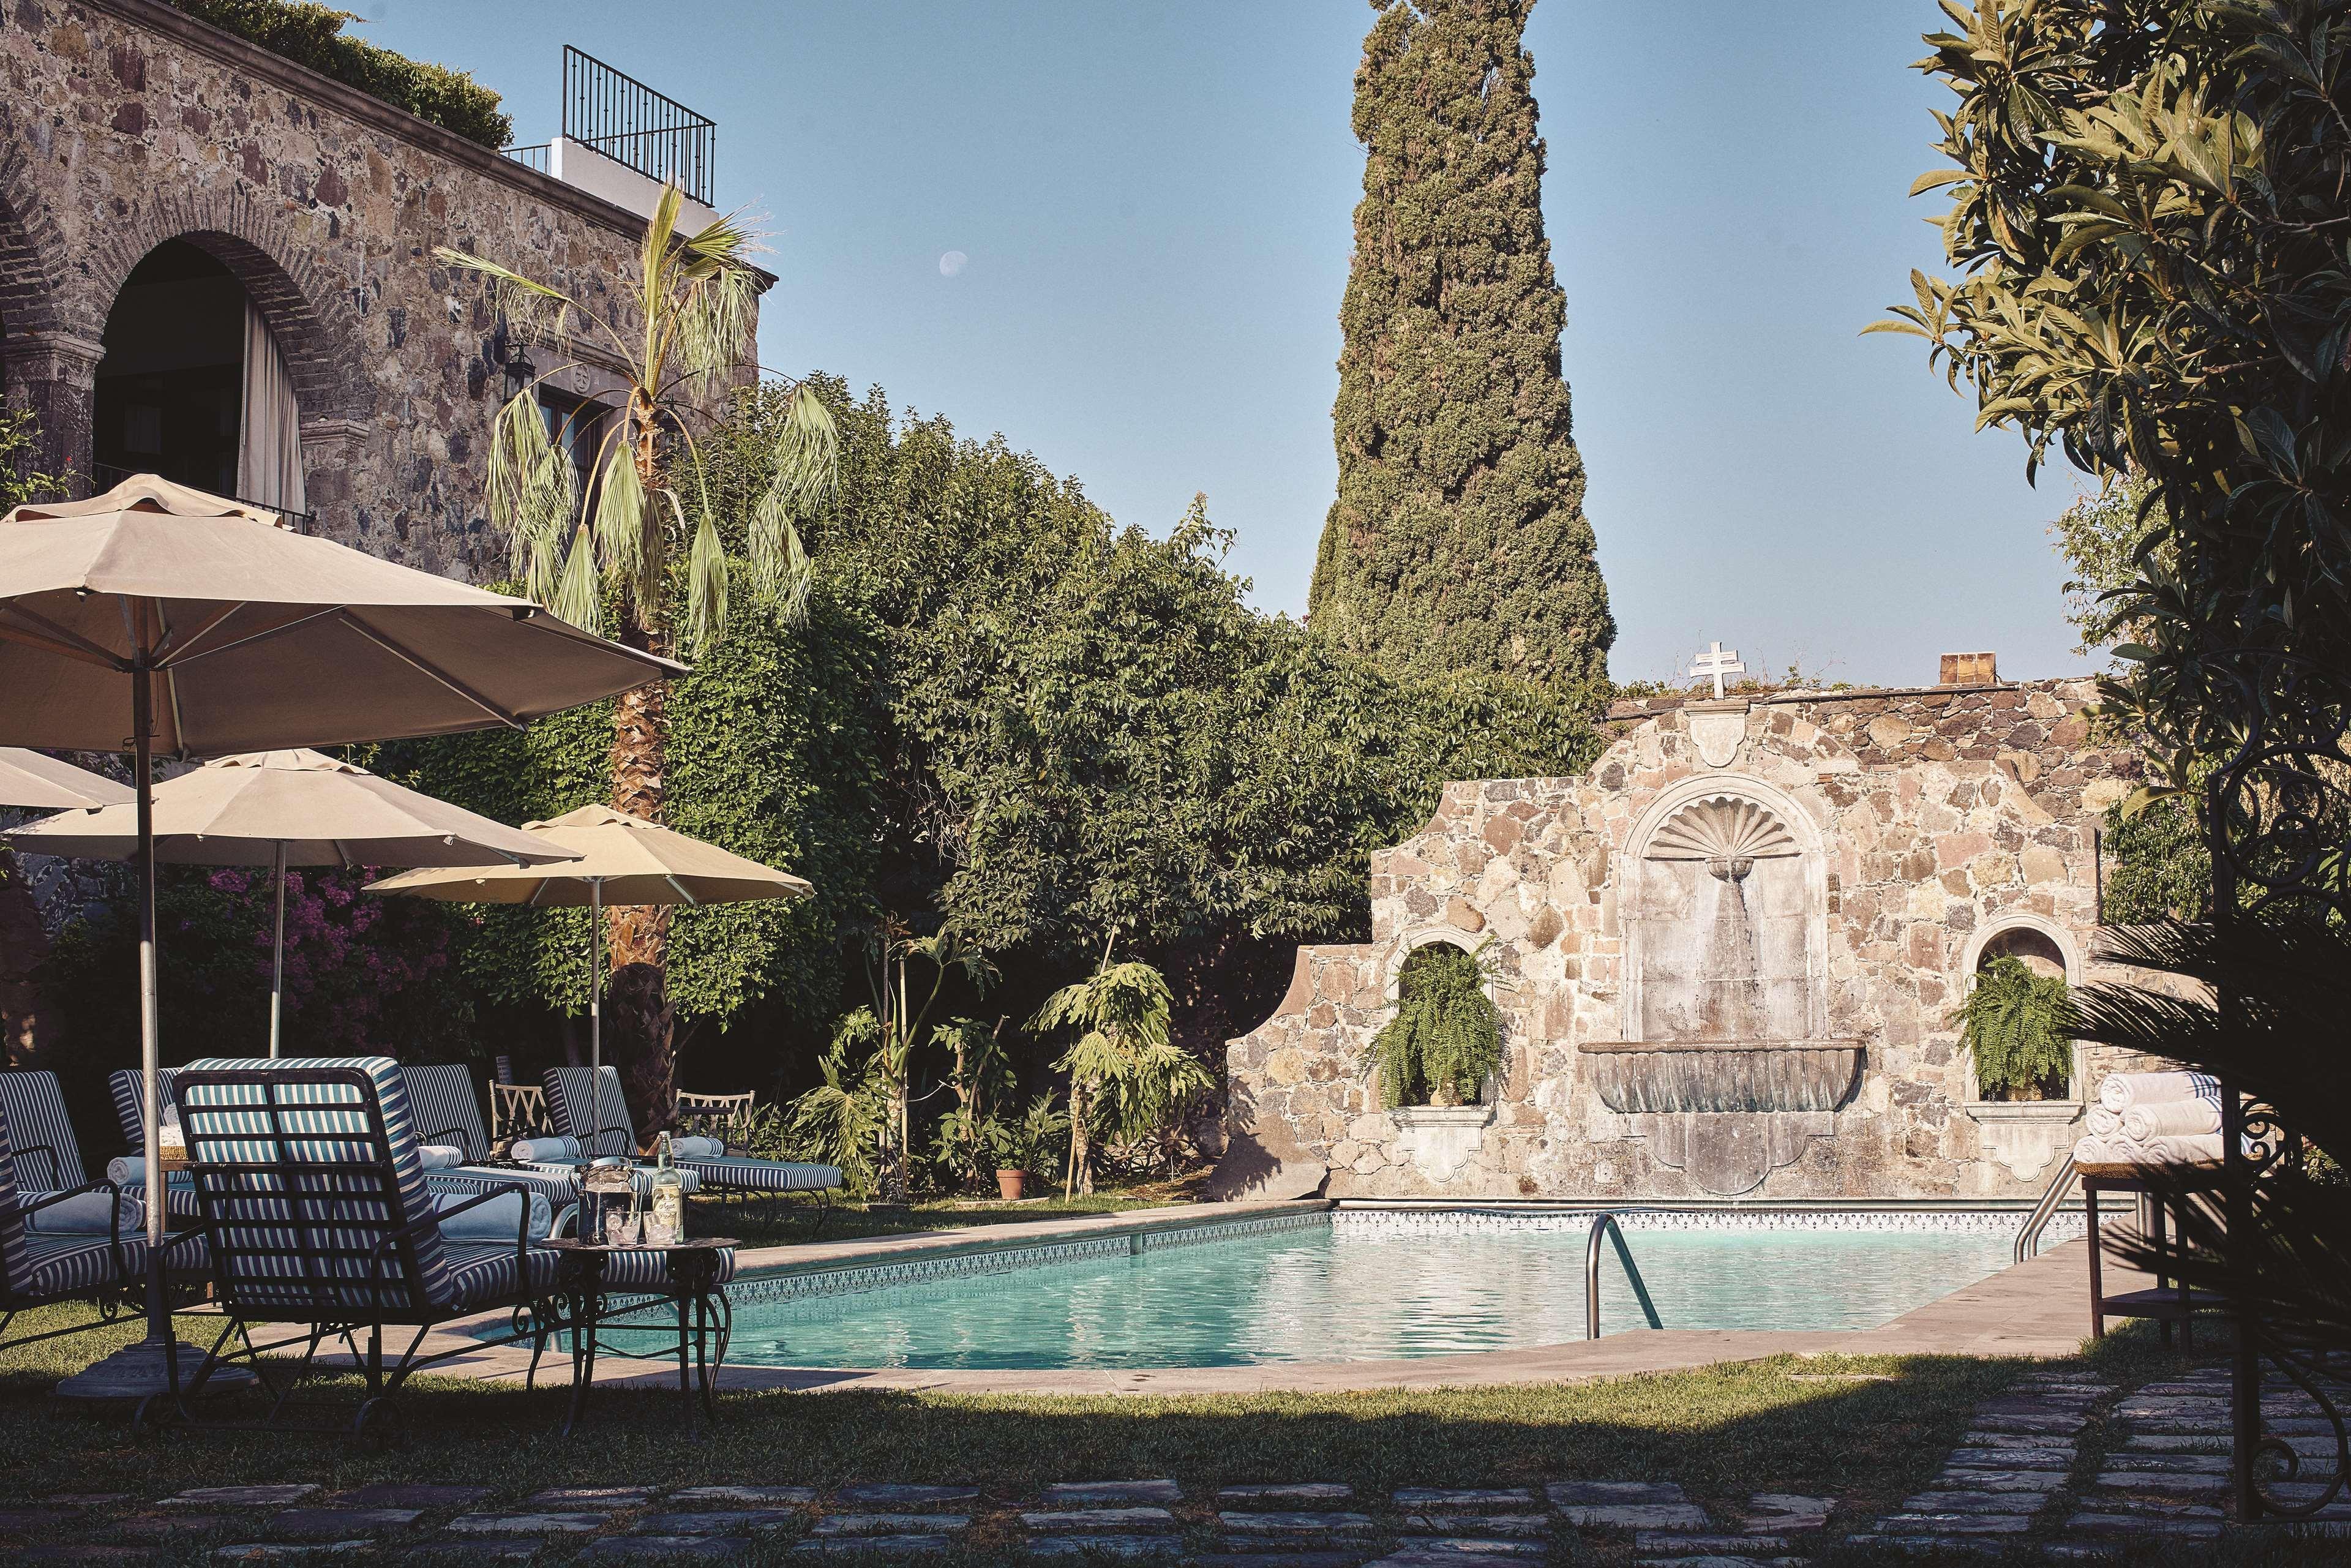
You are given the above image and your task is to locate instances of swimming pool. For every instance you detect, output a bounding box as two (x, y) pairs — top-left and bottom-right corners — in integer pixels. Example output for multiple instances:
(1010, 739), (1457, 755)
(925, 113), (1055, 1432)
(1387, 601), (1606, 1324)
(715, 1209), (2075, 1371)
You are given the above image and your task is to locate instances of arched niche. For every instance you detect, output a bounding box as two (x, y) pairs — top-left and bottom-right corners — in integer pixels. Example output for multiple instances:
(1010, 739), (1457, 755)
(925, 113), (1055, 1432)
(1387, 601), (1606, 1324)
(1957, 910), (2085, 985)
(1620, 775), (1829, 1045)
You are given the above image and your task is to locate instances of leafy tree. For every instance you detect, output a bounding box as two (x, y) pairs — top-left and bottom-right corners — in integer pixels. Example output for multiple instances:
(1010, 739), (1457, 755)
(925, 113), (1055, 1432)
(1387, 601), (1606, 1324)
(167, 1), (512, 147)
(1370, 939), (1501, 1108)
(2100, 795), (2213, 925)
(1031, 957), (1209, 1195)
(1952, 954), (2075, 1100)
(1876, 0), (2351, 796)
(1309, 0), (1613, 694)
(436, 192), (840, 1126)
(2050, 475), (2169, 659)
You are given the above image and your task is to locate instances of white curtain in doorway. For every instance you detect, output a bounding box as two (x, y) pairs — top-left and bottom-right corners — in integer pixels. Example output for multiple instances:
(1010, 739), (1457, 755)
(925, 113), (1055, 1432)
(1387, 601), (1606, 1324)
(236, 299), (307, 516)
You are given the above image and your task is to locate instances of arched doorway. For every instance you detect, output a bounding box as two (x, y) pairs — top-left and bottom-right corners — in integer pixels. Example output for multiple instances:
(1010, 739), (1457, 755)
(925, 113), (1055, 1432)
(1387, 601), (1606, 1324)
(90, 239), (306, 513)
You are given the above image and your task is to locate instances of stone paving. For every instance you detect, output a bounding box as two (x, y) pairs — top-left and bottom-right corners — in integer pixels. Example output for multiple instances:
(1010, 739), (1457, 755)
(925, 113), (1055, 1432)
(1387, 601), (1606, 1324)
(10, 1360), (2349, 1563)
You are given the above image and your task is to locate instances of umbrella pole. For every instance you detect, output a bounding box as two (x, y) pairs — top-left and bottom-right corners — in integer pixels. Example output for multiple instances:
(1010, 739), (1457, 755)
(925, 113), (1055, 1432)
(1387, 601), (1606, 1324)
(590, 879), (602, 1073)
(133, 658), (170, 1351)
(268, 843), (287, 1059)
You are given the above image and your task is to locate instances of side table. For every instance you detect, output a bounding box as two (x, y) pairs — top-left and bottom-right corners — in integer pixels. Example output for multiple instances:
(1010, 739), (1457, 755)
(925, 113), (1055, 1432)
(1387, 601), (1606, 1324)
(544, 1237), (736, 1438)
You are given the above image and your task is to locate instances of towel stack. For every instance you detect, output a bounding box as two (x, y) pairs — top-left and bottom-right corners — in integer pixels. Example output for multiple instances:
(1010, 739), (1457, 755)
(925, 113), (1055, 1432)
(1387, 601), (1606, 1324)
(2074, 1071), (2224, 1165)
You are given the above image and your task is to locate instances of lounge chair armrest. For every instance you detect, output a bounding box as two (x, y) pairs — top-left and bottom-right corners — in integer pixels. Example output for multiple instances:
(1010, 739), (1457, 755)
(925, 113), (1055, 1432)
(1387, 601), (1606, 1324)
(0, 1177), (127, 1253)
(13, 1142), (64, 1190)
(366, 1180), (535, 1289)
(422, 1125), (474, 1153)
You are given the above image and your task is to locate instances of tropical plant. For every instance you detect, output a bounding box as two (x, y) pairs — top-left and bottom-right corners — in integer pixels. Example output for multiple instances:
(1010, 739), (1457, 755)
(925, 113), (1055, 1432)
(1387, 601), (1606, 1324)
(842, 921), (996, 1204)
(783, 1028), (888, 1198)
(1952, 955), (2075, 1101)
(928, 1016), (1013, 1191)
(1031, 955), (1210, 1195)
(436, 187), (839, 1124)
(990, 1092), (1070, 1180)
(1370, 939), (1501, 1109)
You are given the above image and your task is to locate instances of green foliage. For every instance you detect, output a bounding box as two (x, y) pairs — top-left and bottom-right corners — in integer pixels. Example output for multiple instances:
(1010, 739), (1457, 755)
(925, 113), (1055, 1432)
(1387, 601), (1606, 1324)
(1370, 939), (1501, 1109)
(2101, 794), (2212, 926)
(1033, 958), (1211, 1187)
(168, 1), (510, 148)
(0, 407), (67, 511)
(2049, 475), (2170, 659)
(1878, 0), (2351, 792)
(1310, 0), (1613, 694)
(782, 1021), (890, 1198)
(1952, 955), (2074, 1101)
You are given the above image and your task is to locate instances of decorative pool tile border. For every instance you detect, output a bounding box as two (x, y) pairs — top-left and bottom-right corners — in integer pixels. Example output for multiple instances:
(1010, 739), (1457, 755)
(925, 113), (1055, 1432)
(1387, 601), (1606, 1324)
(1331, 1207), (2088, 1244)
(730, 1210), (1332, 1305)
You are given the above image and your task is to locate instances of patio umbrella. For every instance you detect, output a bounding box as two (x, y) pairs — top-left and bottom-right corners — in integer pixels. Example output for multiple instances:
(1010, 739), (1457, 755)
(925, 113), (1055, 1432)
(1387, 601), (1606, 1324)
(0, 748), (133, 809)
(367, 805), (813, 1075)
(7, 749), (581, 1055)
(0, 474), (680, 1397)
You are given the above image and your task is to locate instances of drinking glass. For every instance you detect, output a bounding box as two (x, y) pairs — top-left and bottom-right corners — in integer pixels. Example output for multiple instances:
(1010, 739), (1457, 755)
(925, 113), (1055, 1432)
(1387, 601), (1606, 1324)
(604, 1204), (639, 1247)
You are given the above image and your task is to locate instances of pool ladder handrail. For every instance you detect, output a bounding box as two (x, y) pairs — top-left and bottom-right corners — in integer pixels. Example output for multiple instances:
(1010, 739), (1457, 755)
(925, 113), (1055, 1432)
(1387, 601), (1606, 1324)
(2015, 1150), (2080, 1263)
(1586, 1212), (1664, 1339)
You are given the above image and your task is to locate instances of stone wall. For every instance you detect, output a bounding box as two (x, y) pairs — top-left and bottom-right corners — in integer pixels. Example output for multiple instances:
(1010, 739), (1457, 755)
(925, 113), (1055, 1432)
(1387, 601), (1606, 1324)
(0, 0), (724, 574)
(1226, 677), (2167, 1203)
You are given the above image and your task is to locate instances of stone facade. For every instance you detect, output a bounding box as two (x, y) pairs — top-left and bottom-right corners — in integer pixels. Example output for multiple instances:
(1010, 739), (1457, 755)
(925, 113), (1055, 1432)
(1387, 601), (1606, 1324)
(0, 0), (723, 573)
(1225, 675), (2161, 1202)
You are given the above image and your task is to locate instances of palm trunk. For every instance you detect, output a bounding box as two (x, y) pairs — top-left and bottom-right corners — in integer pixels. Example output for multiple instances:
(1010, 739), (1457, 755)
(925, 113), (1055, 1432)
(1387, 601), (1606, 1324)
(609, 408), (676, 1137)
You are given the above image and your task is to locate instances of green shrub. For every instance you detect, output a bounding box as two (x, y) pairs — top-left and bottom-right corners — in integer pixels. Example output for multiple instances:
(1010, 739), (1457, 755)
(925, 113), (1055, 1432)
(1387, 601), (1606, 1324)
(1369, 941), (1501, 1109)
(1954, 955), (2075, 1101)
(169, 1), (511, 149)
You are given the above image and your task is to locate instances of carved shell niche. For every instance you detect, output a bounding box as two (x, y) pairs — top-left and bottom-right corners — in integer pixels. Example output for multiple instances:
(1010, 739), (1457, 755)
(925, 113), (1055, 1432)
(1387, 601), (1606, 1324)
(1643, 795), (1800, 863)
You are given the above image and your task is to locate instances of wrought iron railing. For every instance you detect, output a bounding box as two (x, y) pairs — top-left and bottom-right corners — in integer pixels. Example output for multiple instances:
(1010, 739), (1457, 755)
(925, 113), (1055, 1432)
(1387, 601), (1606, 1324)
(501, 141), (552, 176)
(557, 46), (714, 206)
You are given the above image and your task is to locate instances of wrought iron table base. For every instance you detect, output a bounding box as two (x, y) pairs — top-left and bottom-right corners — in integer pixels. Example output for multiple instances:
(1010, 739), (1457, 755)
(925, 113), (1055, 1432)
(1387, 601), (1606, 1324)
(553, 1243), (734, 1439)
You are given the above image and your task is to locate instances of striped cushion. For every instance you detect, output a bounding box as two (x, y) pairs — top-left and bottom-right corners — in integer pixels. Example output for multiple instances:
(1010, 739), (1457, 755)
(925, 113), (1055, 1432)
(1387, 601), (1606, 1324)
(108, 1067), (183, 1152)
(0, 1090), (34, 1297)
(594, 1245), (737, 1289)
(173, 1056), (459, 1316)
(542, 1067), (638, 1159)
(0, 1071), (87, 1188)
(424, 1164), (583, 1214)
(24, 1232), (130, 1295)
(676, 1155), (841, 1193)
(440, 1240), (561, 1310)
(402, 1064), (490, 1161)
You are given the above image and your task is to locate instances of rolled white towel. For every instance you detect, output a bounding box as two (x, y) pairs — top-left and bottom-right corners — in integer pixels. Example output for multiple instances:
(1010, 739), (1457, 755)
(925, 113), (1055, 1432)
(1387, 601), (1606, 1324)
(415, 1144), (467, 1171)
(509, 1135), (583, 1163)
(670, 1136), (726, 1159)
(22, 1188), (143, 1234)
(2120, 1098), (2221, 1143)
(433, 1190), (553, 1242)
(2085, 1107), (2121, 1137)
(2098, 1071), (2220, 1112)
(2141, 1133), (2225, 1164)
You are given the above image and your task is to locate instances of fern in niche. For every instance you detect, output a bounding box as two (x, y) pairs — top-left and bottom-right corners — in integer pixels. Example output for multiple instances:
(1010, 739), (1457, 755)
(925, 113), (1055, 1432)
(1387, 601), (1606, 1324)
(1371, 940), (1502, 1109)
(1954, 955), (2075, 1100)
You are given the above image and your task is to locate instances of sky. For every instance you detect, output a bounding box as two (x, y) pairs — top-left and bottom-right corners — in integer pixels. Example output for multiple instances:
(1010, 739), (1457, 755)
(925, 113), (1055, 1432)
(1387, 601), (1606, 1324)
(353, 0), (2096, 690)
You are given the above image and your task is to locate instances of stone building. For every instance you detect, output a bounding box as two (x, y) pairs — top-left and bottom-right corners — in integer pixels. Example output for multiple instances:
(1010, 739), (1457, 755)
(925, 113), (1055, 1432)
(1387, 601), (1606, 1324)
(0, 0), (742, 574)
(1224, 655), (2151, 1204)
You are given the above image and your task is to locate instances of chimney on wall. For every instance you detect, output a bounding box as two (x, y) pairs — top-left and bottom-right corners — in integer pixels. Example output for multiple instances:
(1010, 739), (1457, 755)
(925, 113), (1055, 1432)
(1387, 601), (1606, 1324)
(1939, 651), (1999, 687)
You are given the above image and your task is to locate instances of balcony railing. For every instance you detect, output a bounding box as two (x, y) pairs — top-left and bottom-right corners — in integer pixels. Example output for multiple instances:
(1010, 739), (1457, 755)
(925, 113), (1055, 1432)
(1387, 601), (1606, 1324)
(501, 142), (552, 176)
(558, 47), (714, 206)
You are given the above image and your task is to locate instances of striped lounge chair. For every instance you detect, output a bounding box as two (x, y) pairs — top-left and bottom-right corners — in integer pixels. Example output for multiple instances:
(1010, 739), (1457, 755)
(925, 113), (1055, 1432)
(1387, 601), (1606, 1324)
(140, 1056), (563, 1440)
(544, 1066), (839, 1232)
(0, 1080), (169, 1359)
(400, 1063), (585, 1236)
(8, 1069), (201, 1228)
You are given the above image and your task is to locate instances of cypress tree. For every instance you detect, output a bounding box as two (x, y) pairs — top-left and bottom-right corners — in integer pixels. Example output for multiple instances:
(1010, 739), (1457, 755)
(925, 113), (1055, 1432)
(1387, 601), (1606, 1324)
(1309, 0), (1613, 692)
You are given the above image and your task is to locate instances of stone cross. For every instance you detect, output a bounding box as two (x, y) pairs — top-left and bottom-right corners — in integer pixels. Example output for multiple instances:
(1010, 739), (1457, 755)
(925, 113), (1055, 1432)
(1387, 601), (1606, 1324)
(1692, 642), (1746, 700)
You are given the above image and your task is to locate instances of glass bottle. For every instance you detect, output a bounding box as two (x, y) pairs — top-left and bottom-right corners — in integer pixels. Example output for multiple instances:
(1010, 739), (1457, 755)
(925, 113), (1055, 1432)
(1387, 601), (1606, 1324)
(648, 1131), (686, 1247)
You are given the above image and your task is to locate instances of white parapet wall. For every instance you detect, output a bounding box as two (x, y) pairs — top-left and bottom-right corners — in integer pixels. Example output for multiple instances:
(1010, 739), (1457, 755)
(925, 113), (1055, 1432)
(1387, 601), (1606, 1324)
(549, 138), (722, 232)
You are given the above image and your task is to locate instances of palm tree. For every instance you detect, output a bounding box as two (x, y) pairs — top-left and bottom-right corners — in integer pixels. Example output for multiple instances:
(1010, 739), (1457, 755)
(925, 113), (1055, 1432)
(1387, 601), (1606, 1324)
(435, 187), (838, 1123)
(1031, 953), (1210, 1196)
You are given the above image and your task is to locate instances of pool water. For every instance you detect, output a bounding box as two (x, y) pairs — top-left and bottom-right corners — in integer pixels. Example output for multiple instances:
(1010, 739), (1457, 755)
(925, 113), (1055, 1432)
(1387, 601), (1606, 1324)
(719, 1215), (2027, 1371)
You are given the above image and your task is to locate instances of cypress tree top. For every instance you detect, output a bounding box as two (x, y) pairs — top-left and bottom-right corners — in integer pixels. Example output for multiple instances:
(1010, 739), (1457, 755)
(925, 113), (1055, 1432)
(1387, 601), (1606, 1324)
(1309, 0), (1613, 693)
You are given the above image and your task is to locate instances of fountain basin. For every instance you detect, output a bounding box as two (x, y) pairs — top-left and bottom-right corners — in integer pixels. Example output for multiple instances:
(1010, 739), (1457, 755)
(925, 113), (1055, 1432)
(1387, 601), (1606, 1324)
(1583, 1039), (1864, 1114)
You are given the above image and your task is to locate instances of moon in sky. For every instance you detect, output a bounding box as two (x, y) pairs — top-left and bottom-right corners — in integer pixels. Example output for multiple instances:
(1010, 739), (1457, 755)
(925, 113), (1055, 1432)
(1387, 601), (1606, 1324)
(939, 250), (968, 277)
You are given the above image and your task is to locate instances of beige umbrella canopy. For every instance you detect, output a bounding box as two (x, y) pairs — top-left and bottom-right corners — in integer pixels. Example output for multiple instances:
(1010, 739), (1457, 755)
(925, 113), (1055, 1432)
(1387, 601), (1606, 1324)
(0, 747), (132, 809)
(0, 475), (680, 1393)
(9, 749), (580, 1054)
(369, 805), (812, 1070)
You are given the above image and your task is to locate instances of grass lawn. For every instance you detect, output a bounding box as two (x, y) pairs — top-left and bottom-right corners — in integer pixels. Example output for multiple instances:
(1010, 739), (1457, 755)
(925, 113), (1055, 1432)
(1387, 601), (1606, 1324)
(0, 1309), (2338, 1564)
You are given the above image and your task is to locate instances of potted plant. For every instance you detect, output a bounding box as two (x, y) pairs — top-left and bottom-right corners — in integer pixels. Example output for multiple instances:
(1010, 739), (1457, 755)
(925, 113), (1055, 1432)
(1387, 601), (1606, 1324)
(1370, 940), (1502, 1109)
(1954, 955), (2075, 1101)
(989, 1092), (1068, 1201)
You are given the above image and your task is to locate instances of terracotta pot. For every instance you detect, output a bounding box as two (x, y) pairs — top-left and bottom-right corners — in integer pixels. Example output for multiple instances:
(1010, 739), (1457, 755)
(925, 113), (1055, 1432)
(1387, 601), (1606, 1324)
(996, 1168), (1027, 1201)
